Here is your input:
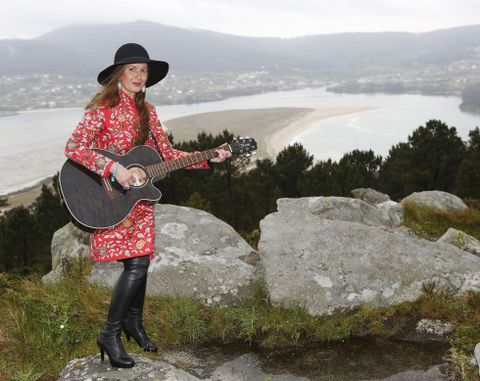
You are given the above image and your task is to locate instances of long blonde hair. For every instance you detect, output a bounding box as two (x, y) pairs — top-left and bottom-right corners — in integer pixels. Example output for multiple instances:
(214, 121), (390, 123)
(87, 65), (151, 146)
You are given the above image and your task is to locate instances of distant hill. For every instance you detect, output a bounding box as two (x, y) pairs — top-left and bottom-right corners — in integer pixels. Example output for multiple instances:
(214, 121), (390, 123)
(1, 21), (480, 77)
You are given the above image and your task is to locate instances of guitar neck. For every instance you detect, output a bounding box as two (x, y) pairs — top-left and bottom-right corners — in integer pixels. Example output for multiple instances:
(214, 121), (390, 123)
(145, 148), (226, 178)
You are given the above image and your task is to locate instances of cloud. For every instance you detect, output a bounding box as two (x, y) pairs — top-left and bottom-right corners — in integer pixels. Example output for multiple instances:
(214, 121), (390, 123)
(2, 0), (480, 39)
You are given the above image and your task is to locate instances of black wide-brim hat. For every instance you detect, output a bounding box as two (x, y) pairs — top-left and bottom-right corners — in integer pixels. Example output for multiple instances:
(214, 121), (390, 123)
(97, 43), (169, 88)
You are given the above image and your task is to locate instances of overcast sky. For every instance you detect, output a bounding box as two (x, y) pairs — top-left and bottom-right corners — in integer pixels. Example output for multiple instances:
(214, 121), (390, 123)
(3, 0), (480, 39)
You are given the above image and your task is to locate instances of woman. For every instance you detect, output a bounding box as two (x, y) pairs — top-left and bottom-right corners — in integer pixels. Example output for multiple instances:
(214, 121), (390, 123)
(65, 43), (231, 368)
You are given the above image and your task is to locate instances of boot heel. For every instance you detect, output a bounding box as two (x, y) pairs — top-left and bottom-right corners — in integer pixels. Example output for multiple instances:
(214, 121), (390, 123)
(97, 333), (135, 368)
(99, 344), (105, 362)
(123, 315), (158, 352)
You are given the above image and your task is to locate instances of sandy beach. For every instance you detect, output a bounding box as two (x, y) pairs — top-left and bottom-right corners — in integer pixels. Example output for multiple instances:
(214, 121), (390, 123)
(266, 107), (376, 158)
(165, 107), (313, 160)
(165, 106), (376, 159)
(3, 106), (374, 209)
(1, 177), (53, 213)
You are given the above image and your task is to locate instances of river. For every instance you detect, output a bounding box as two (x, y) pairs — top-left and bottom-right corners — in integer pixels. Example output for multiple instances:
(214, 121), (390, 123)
(1, 88), (480, 195)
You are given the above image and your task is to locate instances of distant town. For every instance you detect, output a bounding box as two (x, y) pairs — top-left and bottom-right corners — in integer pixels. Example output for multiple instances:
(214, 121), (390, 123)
(0, 71), (325, 116)
(2, 51), (480, 117)
(328, 49), (480, 97)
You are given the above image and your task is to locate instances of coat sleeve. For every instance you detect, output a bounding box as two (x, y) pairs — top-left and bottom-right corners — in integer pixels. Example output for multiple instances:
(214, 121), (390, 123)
(64, 108), (115, 177)
(148, 105), (209, 170)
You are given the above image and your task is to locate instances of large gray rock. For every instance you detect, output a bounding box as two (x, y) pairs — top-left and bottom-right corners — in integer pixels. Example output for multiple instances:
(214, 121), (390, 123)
(351, 188), (391, 205)
(259, 197), (480, 316)
(376, 200), (404, 228)
(88, 204), (258, 306)
(401, 191), (468, 211)
(59, 354), (201, 380)
(42, 223), (90, 284)
(277, 197), (393, 227)
(437, 228), (480, 256)
(391, 226), (419, 239)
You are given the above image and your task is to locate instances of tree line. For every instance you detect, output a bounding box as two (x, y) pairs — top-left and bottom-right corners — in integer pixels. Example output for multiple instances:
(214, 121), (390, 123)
(0, 119), (478, 274)
(0, 175), (69, 274)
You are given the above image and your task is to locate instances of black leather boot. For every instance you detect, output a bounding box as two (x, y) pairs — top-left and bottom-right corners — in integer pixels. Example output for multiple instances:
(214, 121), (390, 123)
(97, 255), (150, 368)
(97, 322), (134, 368)
(123, 271), (158, 352)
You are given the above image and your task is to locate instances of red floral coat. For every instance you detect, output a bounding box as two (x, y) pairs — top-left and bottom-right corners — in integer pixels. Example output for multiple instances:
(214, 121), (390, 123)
(65, 90), (208, 262)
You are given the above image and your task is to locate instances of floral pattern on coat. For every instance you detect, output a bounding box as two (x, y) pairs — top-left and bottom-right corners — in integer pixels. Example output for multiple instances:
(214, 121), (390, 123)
(65, 90), (209, 262)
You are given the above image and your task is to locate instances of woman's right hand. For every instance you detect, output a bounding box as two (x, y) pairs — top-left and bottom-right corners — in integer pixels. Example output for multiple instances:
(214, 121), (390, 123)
(116, 164), (135, 190)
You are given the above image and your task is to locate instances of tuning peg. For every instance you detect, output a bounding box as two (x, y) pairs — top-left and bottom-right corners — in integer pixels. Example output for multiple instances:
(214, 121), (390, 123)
(252, 151), (257, 155)
(240, 136), (244, 139)
(246, 153), (251, 157)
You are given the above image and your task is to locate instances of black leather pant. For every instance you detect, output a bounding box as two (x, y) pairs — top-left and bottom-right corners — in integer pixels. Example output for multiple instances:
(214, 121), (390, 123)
(106, 255), (150, 327)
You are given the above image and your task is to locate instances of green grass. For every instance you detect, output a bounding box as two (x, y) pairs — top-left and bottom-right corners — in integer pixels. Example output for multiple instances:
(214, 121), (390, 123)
(240, 228), (261, 250)
(2, 273), (480, 380)
(401, 201), (480, 380)
(2, 204), (480, 380)
(403, 201), (480, 241)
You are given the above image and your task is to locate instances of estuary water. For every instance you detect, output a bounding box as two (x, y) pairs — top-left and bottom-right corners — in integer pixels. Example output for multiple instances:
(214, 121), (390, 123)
(1, 88), (480, 195)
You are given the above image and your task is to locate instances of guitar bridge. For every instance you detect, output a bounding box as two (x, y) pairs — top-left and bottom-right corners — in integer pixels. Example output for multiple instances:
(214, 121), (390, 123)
(101, 178), (117, 200)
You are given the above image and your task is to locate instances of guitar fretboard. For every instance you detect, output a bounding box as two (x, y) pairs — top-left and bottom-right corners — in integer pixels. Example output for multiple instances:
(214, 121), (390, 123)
(145, 149), (221, 178)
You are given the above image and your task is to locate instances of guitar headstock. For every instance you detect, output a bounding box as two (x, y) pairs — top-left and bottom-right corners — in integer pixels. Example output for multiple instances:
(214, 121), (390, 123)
(229, 137), (258, 157)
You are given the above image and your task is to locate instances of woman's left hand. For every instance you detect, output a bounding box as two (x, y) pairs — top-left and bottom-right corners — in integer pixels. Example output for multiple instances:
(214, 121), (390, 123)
(210, 143), (232, 163)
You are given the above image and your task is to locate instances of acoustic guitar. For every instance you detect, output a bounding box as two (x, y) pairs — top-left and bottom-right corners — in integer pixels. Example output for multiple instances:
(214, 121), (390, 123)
(58, 137), (257, 231)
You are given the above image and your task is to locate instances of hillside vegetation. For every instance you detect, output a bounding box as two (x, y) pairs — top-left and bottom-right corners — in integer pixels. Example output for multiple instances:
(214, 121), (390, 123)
(1, 119), (480, 379)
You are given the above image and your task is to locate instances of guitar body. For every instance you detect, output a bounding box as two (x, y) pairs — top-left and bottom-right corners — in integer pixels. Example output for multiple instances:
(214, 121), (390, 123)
(59, 145), (164, 231)
(58, 137), (257, 232)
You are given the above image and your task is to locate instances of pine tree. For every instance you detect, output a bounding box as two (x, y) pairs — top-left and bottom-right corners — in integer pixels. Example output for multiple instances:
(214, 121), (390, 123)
(299, 159), (341, 196)
(30, 181), (69, 272)
(275, 143), (313, 198)
(181, 192), (213, 213)
(336, 149), (383, 195)
(0, 215), (7, 272)
(379, 120), (465, 199)
(3, 206), (39, 273)
(454, 127), (480, 199)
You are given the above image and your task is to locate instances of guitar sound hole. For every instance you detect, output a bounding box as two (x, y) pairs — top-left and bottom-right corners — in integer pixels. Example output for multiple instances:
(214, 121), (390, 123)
(129, 166), (148, 187)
